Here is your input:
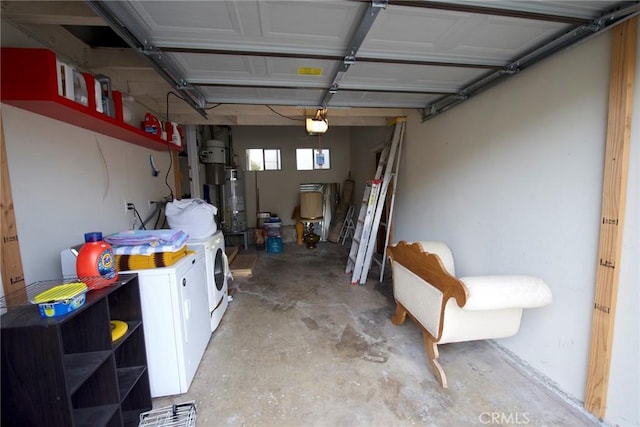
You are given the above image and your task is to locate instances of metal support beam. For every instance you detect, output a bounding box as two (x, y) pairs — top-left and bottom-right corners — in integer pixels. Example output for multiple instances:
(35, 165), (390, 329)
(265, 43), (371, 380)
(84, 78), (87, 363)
(320, 0), (388, 108)
(385, 0), (590, 25)
(160, 46), (497, 70)
(85, 0), (209, 119)
(421, 1), (640, 122)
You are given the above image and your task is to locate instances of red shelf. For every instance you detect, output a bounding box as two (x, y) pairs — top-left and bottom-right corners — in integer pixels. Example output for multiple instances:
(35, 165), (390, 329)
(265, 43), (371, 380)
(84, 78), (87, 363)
(1, 48), (180, 152)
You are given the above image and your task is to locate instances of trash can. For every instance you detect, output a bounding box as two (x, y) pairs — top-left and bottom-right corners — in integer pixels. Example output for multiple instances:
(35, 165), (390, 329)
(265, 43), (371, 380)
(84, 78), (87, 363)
(266, 236), (283, 253)
(263, 216), (282, 238)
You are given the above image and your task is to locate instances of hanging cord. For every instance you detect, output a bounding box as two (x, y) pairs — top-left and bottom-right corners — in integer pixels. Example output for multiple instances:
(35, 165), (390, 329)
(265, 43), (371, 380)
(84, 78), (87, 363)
(317, 134), (324, 167)
(132, 205), (147, 230)
(138, 202), (164, 230)
(266, 105), (305, 122)
(164, 142), (174, 200)
(153, 202), (166, 229)
(164, 91), (189, 201)
(95, 137), (110, 200)
(166, 91), (185, 122)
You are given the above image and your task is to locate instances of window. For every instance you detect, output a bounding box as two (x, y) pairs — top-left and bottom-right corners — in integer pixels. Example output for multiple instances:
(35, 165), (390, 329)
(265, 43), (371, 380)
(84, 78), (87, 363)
(296, 148), (330, 170)
(246, 149), (281, 171)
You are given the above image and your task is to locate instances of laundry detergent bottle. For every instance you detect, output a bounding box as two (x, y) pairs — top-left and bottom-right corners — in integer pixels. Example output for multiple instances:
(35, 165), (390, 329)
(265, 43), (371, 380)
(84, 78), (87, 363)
(76, 231), (117, 290)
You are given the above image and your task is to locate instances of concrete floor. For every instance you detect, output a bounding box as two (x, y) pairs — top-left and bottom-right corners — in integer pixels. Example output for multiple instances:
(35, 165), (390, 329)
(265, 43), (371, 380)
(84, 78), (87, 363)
(153, 242), (599, 426)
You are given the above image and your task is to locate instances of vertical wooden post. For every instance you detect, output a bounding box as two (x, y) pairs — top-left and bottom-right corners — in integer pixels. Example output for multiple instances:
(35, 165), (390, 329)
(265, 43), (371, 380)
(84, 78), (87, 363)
(0, 112), (28, 307)
(584, 17), (637, 418)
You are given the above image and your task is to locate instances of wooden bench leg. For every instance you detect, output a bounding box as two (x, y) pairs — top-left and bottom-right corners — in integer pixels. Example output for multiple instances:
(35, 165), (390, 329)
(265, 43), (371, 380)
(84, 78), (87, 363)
(423, 332), (447, 388)
(391, 301), (407, 325)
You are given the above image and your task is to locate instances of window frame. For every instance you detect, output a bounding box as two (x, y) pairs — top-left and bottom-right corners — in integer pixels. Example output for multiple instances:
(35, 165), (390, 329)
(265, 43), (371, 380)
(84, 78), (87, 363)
(246, 148), (282, 171)
(296, 148), (331, 170)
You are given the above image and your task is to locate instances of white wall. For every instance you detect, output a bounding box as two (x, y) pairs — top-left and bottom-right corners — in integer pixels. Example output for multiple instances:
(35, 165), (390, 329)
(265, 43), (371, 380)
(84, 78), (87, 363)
(350, 126), (391, 207)
(231, 126), (352, 227)
(393, 27), (638, 425)
(2, 105), (174, 284)
(1, 20), (43, 49)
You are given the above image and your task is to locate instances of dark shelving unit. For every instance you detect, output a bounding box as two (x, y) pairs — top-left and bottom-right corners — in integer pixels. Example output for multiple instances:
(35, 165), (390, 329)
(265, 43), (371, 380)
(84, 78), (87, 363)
(1, 274), (152, 427)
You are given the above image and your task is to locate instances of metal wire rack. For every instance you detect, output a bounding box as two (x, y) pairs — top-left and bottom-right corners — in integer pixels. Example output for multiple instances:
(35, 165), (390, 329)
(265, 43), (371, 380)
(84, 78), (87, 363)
(1, 278), (77, 314)
(138, 402), (197, 427)
(0, 276), (119, 315)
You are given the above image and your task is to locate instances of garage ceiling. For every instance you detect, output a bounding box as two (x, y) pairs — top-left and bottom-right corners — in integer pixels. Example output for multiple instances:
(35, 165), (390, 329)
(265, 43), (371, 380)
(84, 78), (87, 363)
(2, 1), (639, 126)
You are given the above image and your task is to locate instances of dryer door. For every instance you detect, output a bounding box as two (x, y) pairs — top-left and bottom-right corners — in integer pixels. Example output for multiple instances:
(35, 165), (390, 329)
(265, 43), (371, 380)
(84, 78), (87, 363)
(214, 248), (225, 291)
(210, 247), (229, 332)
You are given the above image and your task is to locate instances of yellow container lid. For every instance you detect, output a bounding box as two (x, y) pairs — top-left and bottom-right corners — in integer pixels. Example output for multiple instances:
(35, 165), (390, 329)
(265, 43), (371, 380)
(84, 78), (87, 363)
(33, 282), (87, 304)
(110, 320), (128, 341)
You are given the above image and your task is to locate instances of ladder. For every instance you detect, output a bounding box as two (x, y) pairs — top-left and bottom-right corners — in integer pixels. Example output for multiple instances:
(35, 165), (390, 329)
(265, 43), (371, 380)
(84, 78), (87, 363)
(374, 130), (406, 282)
(338, 205), (355, 245)
(345, 118), (406, 284)
(371, 175), (398, 283)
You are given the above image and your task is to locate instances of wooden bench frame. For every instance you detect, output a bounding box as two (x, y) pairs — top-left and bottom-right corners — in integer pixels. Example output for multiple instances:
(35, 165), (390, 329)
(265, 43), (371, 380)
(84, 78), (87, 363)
(387, 241), (468, 388)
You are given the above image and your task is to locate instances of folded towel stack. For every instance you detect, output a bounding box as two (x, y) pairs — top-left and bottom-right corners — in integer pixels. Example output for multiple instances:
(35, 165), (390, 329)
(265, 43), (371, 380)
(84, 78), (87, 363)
(115, 248), (193, 271)
(105, 229), (191, 270)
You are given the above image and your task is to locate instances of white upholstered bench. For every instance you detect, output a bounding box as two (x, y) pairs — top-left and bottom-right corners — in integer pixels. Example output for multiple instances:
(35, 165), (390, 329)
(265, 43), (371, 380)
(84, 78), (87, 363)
(387, 241), (552, 388)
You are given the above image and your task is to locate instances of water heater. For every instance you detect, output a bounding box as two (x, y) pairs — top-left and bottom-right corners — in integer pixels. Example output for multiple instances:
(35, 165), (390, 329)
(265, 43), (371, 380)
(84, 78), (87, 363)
(224, 168), (247, 233)
(201, 139), (226, 185)
(200, 139), (226, 164)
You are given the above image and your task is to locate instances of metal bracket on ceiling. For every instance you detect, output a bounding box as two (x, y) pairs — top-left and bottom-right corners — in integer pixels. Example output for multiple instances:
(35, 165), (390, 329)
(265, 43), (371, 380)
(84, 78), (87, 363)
(421, 1), (640, 122)
(85, 1), (208, 119)
(139, 41), (162, 57)
(503, 63), (520, 75)
(455, 91), (468, 101)
(320, 1), (386, 107)
(344, 56), (357, 66)
(372, 0), (388, 9)
(177, 79), (191, 90)
(137, 41), (200, 98)
(584, 22), (605, 33)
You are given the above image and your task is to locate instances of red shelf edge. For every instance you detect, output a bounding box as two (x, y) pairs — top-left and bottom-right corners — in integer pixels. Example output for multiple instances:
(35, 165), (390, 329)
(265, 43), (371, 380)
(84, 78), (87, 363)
(1, 47), (181, 152)
(3, 99), (181, 152)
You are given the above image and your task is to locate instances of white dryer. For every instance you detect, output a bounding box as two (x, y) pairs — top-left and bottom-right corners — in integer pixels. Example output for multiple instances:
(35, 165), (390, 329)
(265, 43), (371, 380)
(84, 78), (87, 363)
(187, 231), (229, 332)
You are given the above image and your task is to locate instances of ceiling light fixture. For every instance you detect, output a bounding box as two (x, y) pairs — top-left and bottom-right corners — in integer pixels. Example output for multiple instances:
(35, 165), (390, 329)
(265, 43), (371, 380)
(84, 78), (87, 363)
(305, 108), (328, 135)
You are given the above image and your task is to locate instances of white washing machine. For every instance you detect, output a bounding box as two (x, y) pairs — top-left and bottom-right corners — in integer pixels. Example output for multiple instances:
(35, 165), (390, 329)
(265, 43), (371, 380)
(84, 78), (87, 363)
(187, 230), (229, 332)
(122, 253), (210, 397)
